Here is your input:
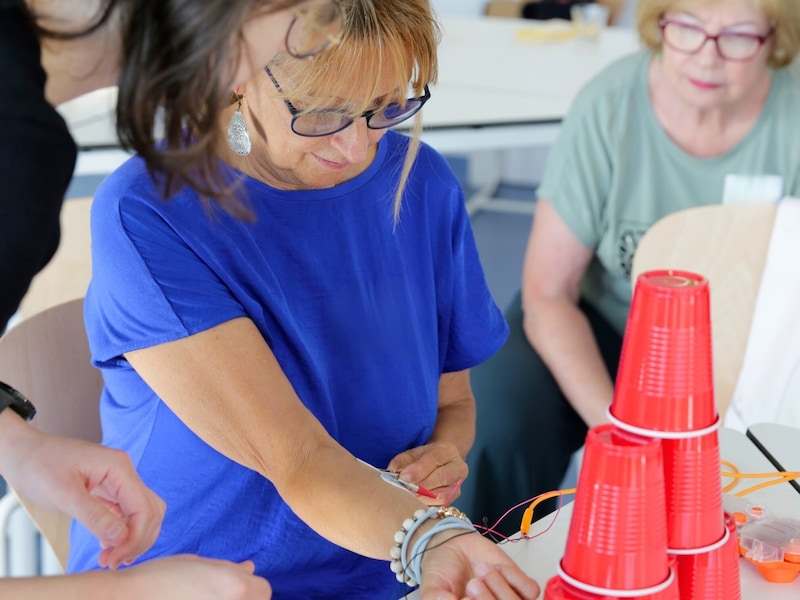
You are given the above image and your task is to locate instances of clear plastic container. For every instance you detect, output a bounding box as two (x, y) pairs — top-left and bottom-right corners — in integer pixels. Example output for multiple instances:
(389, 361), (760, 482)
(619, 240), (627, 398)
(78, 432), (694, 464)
(721, 493), (800, 582)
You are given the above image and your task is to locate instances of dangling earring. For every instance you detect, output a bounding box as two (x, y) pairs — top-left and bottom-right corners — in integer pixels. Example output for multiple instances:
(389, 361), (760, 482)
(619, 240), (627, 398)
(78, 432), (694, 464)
(227, 94), (252, 157)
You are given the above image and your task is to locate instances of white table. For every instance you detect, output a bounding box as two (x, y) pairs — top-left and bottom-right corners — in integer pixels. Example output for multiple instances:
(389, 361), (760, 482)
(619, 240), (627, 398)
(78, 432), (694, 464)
(420, 17), (640, 213)
(746, 422), (800, 498)
(60, 16), (641, 203)
(403, 427), (800, 599)
(421, 17), (639, 145)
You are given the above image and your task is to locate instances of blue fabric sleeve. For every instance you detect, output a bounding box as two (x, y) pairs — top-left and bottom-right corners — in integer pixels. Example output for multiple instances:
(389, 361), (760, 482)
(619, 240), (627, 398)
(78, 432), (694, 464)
(86, 166), (246, 363)
(439, 181), (509, 372)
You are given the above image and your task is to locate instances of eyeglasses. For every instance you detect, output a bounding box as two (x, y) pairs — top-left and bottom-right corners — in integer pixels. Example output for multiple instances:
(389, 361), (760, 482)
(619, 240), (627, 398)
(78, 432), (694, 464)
(659, 18), (773, 62)
(264, 66), (431, 137)
(285, 0), (343, 59)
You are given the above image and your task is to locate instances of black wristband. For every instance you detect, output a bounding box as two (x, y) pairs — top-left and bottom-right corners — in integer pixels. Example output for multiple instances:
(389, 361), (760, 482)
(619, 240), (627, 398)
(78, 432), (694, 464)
(0, 381), (37, 421)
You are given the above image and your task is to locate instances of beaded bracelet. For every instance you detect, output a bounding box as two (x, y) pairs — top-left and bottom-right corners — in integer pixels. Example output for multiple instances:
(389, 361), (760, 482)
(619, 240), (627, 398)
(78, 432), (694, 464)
(390, 506), (477, 587)
(390, 508), (433, 585)
(407, 516), (476, 583)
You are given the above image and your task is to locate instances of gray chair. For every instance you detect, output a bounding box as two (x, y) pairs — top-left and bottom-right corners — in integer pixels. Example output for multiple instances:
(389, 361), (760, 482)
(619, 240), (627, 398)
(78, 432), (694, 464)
(0, 298), (103, 570)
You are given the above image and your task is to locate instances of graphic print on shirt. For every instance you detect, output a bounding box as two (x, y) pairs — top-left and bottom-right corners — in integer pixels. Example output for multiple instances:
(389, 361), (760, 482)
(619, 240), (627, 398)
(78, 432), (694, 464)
(616, 220), (648, 279)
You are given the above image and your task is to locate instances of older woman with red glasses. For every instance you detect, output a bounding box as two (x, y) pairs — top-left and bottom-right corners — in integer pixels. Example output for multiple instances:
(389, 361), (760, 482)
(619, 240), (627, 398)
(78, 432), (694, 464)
(66, 0), (541, 598)
(459, 0), (800, 536)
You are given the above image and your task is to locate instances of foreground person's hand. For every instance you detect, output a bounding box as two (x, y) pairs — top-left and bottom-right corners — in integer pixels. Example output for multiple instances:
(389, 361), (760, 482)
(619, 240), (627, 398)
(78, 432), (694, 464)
(121, 556), (272, 599)
(0, 412), (165, 568)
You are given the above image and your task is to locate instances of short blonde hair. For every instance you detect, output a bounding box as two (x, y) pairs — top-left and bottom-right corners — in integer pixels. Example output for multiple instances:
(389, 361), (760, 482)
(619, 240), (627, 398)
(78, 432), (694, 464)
(637, 0), (800, 68)
(270, 0), (440, 220)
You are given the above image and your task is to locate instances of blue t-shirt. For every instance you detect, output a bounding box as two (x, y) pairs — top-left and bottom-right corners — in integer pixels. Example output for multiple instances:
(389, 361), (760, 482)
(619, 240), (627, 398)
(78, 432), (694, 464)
(67, 131), (508, 599)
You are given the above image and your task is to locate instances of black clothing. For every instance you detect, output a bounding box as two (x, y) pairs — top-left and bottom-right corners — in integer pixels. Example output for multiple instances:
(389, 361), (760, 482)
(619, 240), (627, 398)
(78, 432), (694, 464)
(522, 0), (593, 21)
(455, 292), (623, 537)
(0, 1), (77, 331)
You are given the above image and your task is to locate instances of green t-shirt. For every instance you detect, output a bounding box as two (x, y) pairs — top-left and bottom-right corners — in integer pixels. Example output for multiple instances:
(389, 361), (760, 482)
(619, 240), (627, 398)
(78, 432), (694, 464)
(537, 51), (800, 335)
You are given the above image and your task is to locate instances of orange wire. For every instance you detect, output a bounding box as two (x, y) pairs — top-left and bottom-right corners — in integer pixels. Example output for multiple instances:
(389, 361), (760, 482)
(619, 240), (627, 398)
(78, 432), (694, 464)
(720, 459), (800, 497)
(721, 470), (800, 479)
(721, 459), (739, 473)
(510, 463), (796, 537)
(736, 474), (800, 497)
(519, 488), (576, 535)
(721, 459), (741, 493)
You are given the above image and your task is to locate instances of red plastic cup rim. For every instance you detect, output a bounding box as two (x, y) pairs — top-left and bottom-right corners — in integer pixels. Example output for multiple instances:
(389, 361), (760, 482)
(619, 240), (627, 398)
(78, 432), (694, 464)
(607, 407), (721, 440)
(557, 562), (675, 598)
(636, 270), (709, 291)
(667, 525), (730, 555)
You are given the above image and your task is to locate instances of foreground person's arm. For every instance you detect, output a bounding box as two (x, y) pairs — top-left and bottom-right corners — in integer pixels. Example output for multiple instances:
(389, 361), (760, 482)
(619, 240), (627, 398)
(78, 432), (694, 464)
(0, 408), (165, 568)
(0, 555), (272, 600)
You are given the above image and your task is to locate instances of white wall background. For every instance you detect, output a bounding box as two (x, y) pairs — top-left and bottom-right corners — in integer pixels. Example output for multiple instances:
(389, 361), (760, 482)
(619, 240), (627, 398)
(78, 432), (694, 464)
(431, 0), (487, 17)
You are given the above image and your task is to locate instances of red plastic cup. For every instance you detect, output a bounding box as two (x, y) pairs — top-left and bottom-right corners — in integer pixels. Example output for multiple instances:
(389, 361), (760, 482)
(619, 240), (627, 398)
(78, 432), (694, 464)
(610, 270), (716, 434)
(560, 425), (670, 592)
(545, 570), (678, 599)
(673, 512), (742, 600)
(663, 430), (724, 549)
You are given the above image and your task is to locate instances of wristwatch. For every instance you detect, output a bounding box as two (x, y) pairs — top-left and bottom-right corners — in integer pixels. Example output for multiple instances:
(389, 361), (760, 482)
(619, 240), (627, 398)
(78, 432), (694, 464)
(0, 381), (37, 421)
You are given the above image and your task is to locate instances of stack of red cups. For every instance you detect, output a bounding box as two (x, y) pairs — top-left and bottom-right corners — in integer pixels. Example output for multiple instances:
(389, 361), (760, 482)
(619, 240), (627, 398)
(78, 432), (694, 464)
(544, 424), (679, 599)
(607, 270), (741, 599)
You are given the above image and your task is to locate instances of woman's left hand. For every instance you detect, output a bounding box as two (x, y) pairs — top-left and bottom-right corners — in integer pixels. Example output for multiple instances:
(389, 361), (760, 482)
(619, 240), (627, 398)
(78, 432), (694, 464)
(387, 441), (467, 506)
(419, 530), (541, 600)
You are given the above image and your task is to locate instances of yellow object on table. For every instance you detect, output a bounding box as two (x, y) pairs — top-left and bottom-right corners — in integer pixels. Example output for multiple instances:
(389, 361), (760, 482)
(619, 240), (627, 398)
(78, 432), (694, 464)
(514, 20), (577, 43)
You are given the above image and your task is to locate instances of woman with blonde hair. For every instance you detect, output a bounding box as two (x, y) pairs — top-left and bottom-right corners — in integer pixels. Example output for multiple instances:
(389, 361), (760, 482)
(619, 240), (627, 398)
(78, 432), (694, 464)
(1, 0), (340, 597)
(460, 0), (800, 535)
(66, 0), (541, 598)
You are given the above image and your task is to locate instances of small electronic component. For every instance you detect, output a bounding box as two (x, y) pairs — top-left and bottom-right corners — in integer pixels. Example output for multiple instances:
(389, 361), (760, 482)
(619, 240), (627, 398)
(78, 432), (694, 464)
(723, 493), (800, 583)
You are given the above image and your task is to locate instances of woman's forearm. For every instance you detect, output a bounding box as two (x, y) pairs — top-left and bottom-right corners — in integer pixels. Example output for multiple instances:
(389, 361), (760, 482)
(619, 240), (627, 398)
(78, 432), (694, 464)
(125, 318), (435, 562)
(429, 371), (476, 459)
(522, 297), (614, 427)
(0, 572), (118, 600)
(430, 400), (474, 459)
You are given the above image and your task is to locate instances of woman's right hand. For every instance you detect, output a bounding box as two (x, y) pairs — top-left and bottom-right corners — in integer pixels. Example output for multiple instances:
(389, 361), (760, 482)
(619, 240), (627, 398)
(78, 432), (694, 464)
(123, 556), (272, 599)
(418, 531), (540, 599)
